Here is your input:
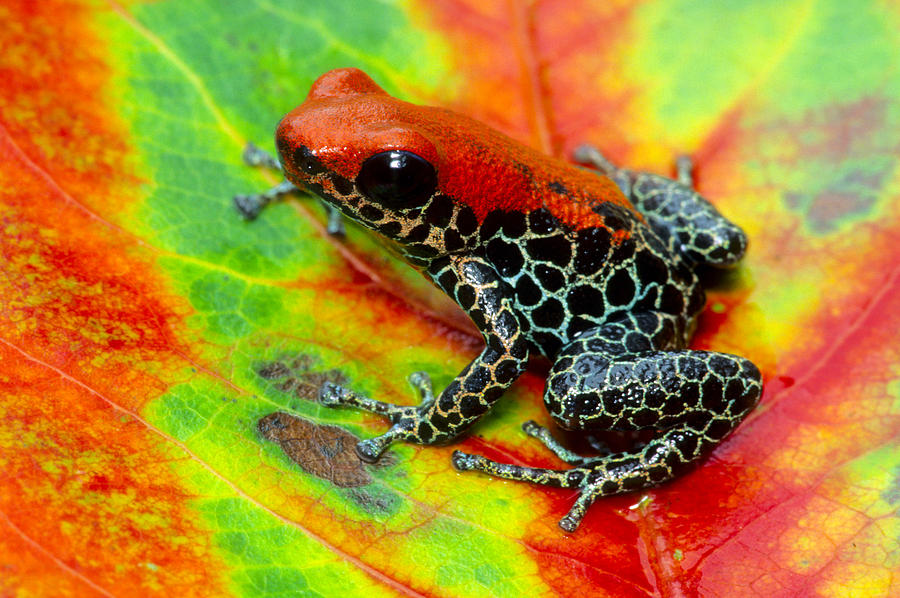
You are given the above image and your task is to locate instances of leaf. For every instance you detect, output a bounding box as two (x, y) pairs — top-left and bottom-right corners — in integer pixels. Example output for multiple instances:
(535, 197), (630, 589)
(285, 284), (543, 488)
(2, 0), (898, 596)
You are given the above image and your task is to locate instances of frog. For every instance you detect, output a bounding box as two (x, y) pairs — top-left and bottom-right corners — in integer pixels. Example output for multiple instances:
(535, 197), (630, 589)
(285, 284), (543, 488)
(241, 67), (762, 532)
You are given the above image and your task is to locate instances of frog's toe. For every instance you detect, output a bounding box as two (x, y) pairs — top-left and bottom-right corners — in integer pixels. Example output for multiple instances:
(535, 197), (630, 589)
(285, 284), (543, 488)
(451, 450), (483, 471)
(557, 485), (600, 533)
(356, 437), (388, 462)
(322, 202), (346, 237)
(407, 370), (434, 403)
(572, 144), (617, 174)
(520, 420), (597, 465)
(521, 419), (542, 435)
(317, 382), (346, 407)
(558, 514), (580, 533)
(572, 144), (602, 163)
(357, 421), (416, 462)
(233, 194), (263, 220)
(407, 370), (431, 388)
(675, 154), (694, 187)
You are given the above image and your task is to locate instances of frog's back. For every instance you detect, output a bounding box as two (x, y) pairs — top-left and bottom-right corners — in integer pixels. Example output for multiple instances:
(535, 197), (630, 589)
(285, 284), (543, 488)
(477, 197), (704, 358)
(408, 106), (706, 353)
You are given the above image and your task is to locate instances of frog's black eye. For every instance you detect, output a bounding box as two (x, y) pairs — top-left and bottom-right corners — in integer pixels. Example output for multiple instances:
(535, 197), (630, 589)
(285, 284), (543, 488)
(357, 150), (437, 207)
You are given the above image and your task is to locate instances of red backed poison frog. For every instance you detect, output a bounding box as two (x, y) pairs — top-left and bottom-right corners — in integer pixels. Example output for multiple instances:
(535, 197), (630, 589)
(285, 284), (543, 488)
(240, 68), (762, 532)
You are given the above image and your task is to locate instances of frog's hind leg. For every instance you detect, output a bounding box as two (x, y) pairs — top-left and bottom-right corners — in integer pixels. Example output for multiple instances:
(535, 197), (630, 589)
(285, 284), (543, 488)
(521, 420), (606, 464)
(574, 144), (747, 267)
(452, 447), (622, 533)
(453, 312), (762, 532)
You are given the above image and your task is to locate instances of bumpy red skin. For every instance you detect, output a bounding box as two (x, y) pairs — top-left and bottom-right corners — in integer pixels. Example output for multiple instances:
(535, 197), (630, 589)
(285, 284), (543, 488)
(276, 69), (635, 236)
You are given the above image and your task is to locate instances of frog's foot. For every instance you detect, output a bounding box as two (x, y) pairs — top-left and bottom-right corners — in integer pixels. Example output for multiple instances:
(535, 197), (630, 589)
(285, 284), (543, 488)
(572, 144), (617, 175)
(454, 438), (675, 533)
(242, 141), (282, 170)
(456, 401), (766, 533)
(235, 143), (292, 219)
(234, 180), (296, 220)
(574, 144), (695, 189)
(235, 142), (345, 235)
(318, 371), (436, 462)
(454, 421), (611, 531)
(452, 450), (595, 532)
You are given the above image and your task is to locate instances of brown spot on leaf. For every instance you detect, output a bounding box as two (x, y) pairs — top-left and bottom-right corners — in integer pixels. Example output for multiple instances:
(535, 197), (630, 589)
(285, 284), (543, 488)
(258, 412), (371, 487)
(256, 354), (348, 400)
(346, 488), (399, 514)
(759, 97), (892, 232)
(258, 361), (291, 379)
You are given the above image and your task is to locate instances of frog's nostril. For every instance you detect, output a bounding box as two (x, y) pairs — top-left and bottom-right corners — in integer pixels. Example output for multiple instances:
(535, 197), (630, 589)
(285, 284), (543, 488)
(290, 145), (325, 177)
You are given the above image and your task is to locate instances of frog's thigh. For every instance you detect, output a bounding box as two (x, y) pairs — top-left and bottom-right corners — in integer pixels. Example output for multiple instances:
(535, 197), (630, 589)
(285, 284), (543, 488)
(544, 320), (761, 438)
(631, 174), (747, 267)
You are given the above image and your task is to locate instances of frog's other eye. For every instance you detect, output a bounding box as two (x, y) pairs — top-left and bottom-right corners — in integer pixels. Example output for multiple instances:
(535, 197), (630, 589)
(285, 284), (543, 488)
(292, 145), (326, 176)
(357, 150), (437, 207)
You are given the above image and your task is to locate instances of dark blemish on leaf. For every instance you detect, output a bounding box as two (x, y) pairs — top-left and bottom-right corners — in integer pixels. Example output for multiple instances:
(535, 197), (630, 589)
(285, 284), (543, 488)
(881, 464), (900, 506)
(345, 488), (401, 515)
(765, 97), (891, 233)
(258, 361), (291, 379)
(258, 412), (372, 488)
(256, 354), (349, 401)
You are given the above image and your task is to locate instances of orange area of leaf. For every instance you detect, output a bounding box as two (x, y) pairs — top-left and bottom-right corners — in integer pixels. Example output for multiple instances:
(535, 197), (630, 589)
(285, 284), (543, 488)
(0, 129), (193, 408)
(0, 0), (228, 593)
(0, 342), (224, 596)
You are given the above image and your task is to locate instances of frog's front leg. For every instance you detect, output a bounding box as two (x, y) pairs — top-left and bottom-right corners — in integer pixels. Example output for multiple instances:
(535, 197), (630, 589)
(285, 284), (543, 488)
(319, 253), (530, 462)
(234, 142), (345, 235)
(574, 145), (747, 267)
(453, 311), (762, 532)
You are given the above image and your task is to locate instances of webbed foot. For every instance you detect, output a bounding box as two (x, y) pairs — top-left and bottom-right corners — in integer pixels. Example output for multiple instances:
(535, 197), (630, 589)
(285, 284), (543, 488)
(318, 371), (436, 461)
(453, 420), (716, 532)
(451, 447), (595, 532)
